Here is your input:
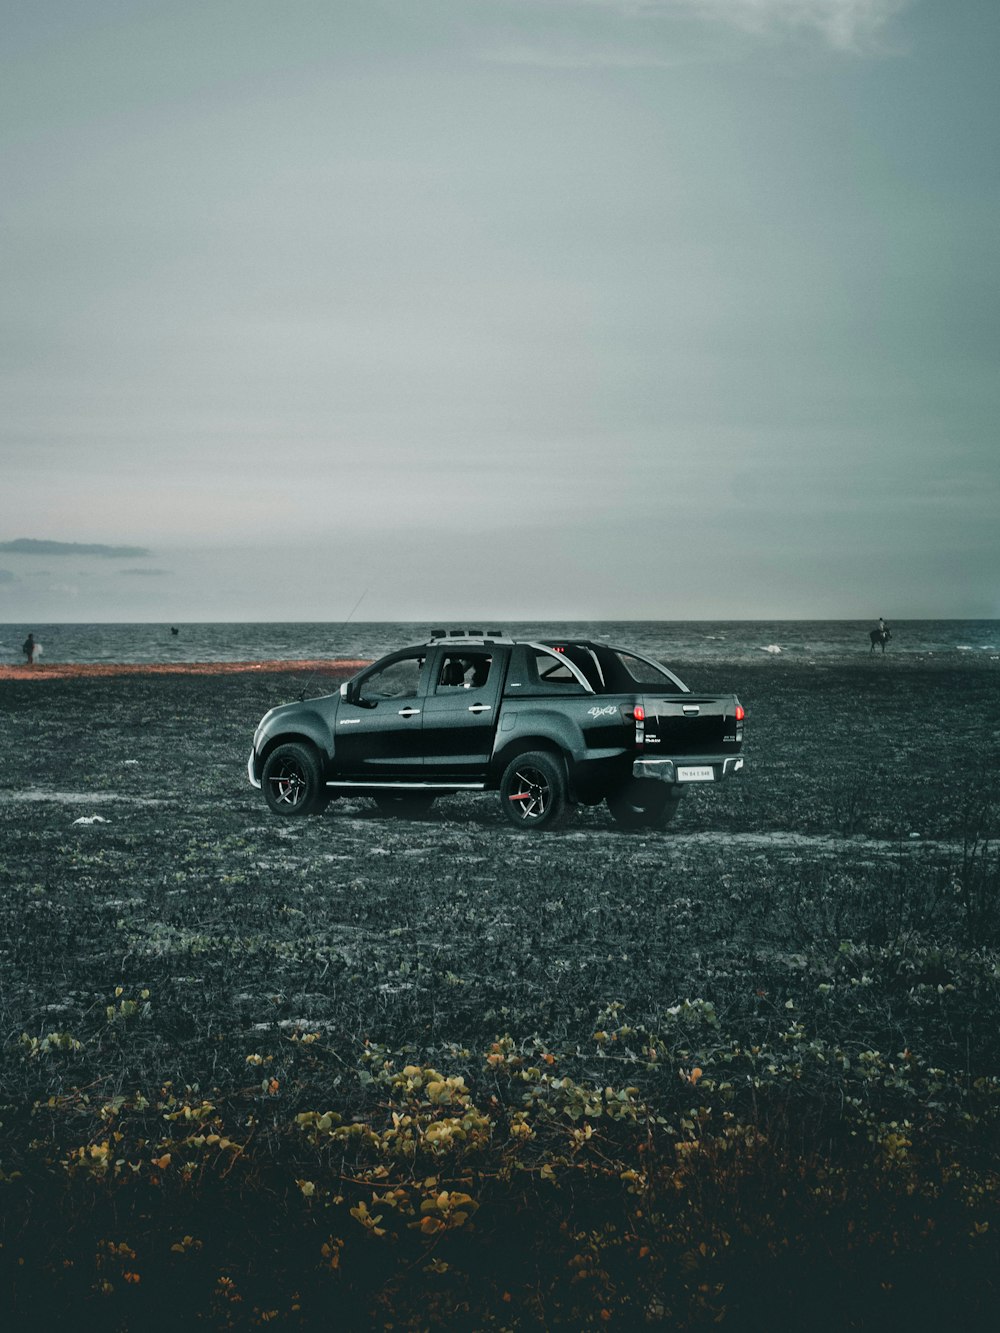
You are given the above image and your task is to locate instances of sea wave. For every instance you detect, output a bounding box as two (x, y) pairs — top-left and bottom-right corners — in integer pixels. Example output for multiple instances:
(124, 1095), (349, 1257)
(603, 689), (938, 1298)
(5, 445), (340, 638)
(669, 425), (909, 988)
(3, 620), (1000, 667)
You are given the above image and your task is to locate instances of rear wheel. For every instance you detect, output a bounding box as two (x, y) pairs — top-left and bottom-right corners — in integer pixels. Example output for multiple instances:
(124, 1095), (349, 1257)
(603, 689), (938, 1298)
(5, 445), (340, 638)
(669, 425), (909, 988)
(372, 792), (436, 819)
(607, 781), (683, 830)
(500, 751), (576, 831)
(261, 743), (327, 816)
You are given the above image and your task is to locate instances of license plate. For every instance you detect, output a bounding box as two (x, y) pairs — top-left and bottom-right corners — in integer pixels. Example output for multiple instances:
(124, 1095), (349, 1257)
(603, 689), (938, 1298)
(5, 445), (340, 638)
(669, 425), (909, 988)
(677, 765), (715, 783)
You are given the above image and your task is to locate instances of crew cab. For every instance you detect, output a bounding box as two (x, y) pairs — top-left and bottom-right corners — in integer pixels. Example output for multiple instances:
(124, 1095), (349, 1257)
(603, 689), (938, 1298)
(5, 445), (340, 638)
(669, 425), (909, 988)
(248, 630), (744, 831)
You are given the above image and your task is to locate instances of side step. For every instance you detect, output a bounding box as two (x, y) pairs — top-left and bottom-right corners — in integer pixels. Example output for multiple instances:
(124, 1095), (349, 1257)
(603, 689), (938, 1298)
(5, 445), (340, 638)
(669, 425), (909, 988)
(324, 780), (486, 790)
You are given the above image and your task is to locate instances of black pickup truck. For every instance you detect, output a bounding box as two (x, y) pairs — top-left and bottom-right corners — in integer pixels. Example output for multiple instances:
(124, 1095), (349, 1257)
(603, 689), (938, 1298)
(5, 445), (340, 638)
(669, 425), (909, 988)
(248, 630), (744, 831)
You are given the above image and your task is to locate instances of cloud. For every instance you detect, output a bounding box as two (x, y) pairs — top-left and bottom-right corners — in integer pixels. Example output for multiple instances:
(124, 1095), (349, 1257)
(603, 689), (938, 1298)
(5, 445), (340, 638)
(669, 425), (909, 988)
(494, 0), (910, 58)
(486, 45), (688, 70)
(0, 538), (152, 559)
(118, 568), (171, 577)
(688, 0), (910, 51)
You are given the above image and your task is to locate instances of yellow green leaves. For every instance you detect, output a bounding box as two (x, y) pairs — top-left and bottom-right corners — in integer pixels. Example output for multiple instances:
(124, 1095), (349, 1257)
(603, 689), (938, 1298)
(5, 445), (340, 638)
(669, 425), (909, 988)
(162, 1098), (215, 1123)
(105, 988), (151, 1024)
(170, 1235), (203, 1255)
(18, 1031), (83, 1057)
(349, 1199), (386, 1237)
(417, 1189), (477, 1235)
(295, 1109), (342, 1133)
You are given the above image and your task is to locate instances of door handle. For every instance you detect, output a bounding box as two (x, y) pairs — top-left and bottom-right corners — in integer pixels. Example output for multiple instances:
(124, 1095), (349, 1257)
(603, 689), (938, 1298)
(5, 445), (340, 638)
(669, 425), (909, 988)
(468, 704), (492, 714)
(398, 707), (421, 717)
(682, 705), (700, 715)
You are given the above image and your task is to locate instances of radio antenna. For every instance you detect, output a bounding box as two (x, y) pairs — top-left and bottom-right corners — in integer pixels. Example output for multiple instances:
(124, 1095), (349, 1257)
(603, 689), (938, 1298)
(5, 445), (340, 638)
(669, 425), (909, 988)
(297, 585), (370, 701)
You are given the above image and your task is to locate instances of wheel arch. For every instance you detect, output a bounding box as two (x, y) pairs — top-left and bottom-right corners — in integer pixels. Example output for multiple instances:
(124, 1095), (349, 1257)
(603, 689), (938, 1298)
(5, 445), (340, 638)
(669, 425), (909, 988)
(257, 729), (330, 773)
(489, 734), (569, 786)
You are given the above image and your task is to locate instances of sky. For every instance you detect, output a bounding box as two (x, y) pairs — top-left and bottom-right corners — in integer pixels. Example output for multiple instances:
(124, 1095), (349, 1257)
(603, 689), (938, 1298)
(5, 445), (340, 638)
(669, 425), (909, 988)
(1, 0), (998, 623)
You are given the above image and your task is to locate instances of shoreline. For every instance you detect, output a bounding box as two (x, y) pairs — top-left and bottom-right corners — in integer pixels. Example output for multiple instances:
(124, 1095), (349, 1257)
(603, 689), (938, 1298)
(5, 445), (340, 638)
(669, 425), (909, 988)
(0, 658), (371, 680)
(2, 653), (997, 682)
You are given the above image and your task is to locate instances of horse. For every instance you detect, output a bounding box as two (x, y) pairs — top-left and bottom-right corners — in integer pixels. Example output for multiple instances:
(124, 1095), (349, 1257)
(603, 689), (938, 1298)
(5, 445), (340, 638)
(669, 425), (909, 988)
(869, 628), (892, 654)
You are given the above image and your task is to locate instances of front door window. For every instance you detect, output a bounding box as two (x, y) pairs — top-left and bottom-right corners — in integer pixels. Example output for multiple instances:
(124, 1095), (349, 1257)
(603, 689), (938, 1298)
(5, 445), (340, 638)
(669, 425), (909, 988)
(359, 655), (424, 703)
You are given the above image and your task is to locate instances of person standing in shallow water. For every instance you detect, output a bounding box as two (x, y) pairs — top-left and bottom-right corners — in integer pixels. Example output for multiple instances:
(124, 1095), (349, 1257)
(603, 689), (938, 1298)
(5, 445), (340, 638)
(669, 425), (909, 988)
(22, 633), (36, 664)
(870, 618), (892, 654)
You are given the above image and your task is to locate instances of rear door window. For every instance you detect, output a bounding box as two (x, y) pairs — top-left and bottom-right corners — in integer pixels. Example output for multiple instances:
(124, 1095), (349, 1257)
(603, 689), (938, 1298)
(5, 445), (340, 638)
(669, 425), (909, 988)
(434, 652), (493, 692)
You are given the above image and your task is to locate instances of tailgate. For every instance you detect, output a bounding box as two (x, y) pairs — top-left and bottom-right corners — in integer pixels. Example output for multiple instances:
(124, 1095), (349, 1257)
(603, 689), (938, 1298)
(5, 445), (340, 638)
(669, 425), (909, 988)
(640, 694), (741, 756)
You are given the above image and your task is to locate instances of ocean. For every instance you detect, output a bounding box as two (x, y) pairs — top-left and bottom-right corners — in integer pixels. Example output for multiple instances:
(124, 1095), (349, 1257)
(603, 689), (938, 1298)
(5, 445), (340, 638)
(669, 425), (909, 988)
(2, 620), (999, 667)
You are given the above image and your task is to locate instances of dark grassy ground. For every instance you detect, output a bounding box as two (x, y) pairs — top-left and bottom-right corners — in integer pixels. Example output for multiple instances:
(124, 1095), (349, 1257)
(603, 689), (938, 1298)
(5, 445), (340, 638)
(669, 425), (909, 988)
(1, 657), (999, 1328)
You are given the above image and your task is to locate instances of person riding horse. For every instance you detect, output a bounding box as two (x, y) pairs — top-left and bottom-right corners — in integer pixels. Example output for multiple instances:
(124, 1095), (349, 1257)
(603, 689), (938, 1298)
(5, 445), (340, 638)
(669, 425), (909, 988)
(869, 618), (892, 654)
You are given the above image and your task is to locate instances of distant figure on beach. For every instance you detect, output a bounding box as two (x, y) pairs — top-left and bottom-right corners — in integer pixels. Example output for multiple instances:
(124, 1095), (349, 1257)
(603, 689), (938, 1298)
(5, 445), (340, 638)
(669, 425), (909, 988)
(171, 627), (179, 636)
(22, 632), (37, 664)
(869, 618), (892, 655)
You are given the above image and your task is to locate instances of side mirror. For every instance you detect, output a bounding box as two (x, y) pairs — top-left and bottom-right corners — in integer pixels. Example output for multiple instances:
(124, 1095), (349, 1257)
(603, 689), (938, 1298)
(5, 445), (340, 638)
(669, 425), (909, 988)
(342, 680), (376, 708)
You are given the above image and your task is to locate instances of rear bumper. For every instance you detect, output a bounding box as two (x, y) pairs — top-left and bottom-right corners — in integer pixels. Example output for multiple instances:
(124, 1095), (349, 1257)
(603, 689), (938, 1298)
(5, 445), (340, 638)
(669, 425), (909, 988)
(632, 755), (744, 785)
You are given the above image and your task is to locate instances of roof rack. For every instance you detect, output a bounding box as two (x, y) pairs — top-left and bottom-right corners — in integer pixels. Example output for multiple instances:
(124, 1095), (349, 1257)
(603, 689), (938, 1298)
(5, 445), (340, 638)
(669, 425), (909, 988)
(427, 627), (508, 644)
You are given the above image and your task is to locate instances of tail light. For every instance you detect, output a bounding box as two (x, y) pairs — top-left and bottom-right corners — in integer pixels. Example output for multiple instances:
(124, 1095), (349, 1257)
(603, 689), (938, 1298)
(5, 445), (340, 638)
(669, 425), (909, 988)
(735, 704), (744, 721)
(620, 701), (646, 744)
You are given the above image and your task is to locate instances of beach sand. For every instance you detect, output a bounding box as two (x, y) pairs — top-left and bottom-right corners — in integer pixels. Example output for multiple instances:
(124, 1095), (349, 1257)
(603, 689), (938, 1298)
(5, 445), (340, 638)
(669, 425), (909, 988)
(1, 655), (997, 863)
(3, 655), (998, 1324)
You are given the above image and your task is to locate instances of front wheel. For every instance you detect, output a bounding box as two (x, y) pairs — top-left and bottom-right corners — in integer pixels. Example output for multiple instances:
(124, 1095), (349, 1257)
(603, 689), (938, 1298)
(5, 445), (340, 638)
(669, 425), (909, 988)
(499, 751), (576, 831)
(261, 743), (327, 816)
(372, 792), (436, 819)
(607, 781), (683, 831)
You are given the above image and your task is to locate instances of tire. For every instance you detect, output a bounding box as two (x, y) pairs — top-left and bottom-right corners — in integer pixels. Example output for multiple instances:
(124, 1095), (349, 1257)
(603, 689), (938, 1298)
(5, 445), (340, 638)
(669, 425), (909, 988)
(372, 792), (436, 819)
(261, 743), (327, 816)
(607, 780), (683, 831)
(499, 751), (577, 831)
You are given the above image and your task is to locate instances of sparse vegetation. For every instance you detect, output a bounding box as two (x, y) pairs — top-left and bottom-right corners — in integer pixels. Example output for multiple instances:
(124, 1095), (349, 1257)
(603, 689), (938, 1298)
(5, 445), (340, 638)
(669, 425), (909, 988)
(1, 659), (999, 1328)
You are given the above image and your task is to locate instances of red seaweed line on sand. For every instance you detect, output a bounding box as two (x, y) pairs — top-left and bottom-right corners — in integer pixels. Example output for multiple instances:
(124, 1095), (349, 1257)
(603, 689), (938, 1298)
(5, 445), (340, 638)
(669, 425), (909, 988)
(0, 659), (371, 680)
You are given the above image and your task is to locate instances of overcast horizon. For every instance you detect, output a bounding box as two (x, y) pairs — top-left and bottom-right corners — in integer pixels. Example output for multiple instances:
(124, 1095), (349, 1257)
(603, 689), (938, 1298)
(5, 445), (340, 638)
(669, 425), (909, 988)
(3, 1), (998, 624)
